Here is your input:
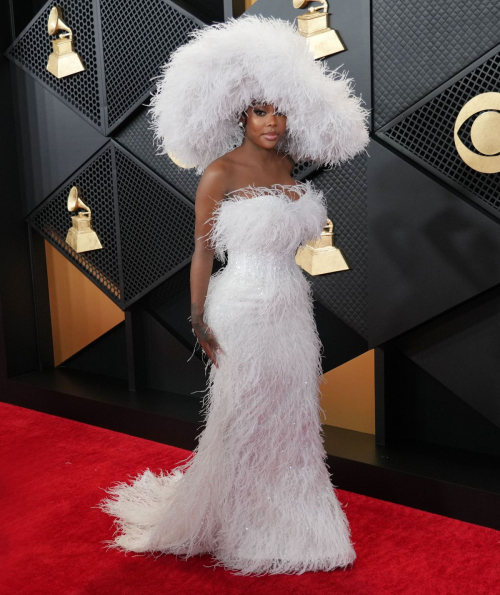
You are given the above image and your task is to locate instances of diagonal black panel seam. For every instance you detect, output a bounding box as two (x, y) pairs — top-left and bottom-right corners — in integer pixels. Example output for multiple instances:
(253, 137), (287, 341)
(381, 281), (500, 353)
(393, 345), (500, 436)
(111, 141), (195, 309)
(22, 141), (114, 220)
(113, 135), (195, 205)
(92, 0), (109, 136)
(374, 41), (500, 135)
(110, 144), (125, 307)
(170, 0), (221, 25)
(373, 132), (500, 225)
(58, 320), (125, 367)
(142, 299), (201, 362)
(368, 0), (376, 134)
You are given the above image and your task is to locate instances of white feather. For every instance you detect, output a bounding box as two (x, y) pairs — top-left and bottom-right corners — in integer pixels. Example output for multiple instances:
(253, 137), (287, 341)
(149, 14), (370, 174)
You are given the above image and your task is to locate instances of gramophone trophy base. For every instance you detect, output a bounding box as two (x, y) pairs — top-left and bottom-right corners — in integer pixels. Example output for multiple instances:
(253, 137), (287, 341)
(47, 38), (85, 78)
(306, 28), (345, 60)
(295, 245), (349, 275)
(65, 215), (102, 253)
(297, 13), (346, 60)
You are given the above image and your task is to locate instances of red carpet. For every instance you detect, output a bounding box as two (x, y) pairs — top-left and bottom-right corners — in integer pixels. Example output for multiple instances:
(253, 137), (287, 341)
(1, 401), (499, 595)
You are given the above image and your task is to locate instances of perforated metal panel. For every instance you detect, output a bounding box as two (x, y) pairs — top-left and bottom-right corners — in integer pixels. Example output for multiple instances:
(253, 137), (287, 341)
(308, 155), (368, 339)
(8, 0), (103, 129)
(29, 145), (121, 303)
(116, 108), (201, 202)
(115, 146), (195, 306)
(99, 0), (201, 130)
(381, 49), (500, 218)
(372, 0), (500, 130)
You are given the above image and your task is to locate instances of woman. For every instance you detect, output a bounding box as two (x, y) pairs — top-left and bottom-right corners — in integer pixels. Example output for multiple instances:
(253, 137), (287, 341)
(97, 15), (370, 576)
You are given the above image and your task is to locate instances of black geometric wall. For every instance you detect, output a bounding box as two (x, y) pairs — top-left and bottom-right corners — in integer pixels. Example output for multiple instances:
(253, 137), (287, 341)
(369, 0), (500, 452)
(29, 144), (122, 303)
(28, 141), (195, 308)
(114, 146), (195, 305)
(372, 0), (500, 130)
(6, 0), (205, 134)
(308, 156), (368, 339)
(98, 0), (201, 131)
(8, 0), (500, 452)
(379, 45), (500, 220)
(116, 108), (201, 203)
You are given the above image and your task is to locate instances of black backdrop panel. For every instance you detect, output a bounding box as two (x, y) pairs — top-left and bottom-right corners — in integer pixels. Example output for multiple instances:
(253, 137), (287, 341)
(115, 108), (200, 203)
(367, 140), (500, 346)
(308, 156), (368, 339)
(383, 346), (500, 458)
(144, 311), (206, 395)
(171, 0), (225, 24)
(372, 0), (500, 130)
(395, 284), (500, 429)
(28, 143), (122, 304)
(7, 0), (105, 131)
(114, 145), (195, 306)
(62, 321), (128, 379)
(11, 69), (107, 217)
(99, 0), (202, 131)
(380, 45), (500, 221)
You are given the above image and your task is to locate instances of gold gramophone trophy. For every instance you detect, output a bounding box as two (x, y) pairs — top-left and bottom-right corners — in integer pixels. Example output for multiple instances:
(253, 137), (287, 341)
(295, 218), (349, 275)
(65, 186), (102, 253)
(293, 0), (346, 60)
(46, 6), (85, 78)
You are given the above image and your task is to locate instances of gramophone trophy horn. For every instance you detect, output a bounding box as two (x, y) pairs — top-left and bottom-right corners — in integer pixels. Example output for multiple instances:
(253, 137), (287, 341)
(293, 0), (346, 60)
(46, 6), (85, 78)
(295, 218), (349, 275)
(65, 186), (102, 253)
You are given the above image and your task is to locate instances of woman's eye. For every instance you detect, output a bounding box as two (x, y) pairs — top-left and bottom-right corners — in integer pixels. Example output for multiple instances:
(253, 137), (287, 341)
(255, 110), (266, 116)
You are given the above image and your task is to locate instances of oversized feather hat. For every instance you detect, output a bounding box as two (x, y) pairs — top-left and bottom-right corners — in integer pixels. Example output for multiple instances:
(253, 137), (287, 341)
(150, 14), (370, 174)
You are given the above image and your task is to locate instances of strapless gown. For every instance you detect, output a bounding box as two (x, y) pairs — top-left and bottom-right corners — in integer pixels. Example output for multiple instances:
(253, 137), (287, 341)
(97, 181), (357, 576)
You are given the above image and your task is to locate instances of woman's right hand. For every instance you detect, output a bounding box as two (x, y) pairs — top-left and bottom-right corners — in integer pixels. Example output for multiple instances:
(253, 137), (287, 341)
(190, 161), (228, 369)
(192, 317), (223, 368)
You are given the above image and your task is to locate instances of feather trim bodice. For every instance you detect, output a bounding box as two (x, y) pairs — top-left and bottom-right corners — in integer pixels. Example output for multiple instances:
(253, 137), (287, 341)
(202, 180), (328, 264)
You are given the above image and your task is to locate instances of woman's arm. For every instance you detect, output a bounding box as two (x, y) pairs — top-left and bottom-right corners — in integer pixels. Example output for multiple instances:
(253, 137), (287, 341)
(190, 162), (228, 368)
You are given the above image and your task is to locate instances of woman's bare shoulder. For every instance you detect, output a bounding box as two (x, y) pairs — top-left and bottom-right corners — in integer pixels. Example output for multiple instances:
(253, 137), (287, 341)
(196, 159), (231, 206)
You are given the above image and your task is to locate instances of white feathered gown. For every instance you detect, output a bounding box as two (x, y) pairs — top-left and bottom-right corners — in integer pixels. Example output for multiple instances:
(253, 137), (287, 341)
(97, 181), (357, 576)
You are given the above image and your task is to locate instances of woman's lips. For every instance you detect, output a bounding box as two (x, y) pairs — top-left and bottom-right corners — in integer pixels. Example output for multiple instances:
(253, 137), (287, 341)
(263, 133), (278, 140)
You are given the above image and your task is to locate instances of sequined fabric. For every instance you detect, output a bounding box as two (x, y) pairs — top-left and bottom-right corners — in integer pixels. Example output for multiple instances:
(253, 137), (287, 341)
(97, 181), (357, 576)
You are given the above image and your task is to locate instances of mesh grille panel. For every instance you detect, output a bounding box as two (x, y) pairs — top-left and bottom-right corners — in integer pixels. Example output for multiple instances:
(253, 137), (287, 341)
(115, 148), (195, 305)
(8, 0), (102, 128)
(116, 109), (200, 202)
(372, 0), (500, 129)
(99, 0), (200, 129)
(29, 147), (121, 302)
(382, 51), (500, 217)
(308, 156), (368, 338)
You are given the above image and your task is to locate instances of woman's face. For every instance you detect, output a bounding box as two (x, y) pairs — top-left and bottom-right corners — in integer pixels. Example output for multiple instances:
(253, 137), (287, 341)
(240, 104), (286, 149)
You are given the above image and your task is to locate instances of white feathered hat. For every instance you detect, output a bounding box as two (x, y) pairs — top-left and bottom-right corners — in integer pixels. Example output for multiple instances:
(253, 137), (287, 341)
(150, 14), (370, 174)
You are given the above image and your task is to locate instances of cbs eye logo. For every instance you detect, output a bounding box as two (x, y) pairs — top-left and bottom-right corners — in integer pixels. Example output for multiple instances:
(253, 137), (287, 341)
(454, 92), (500, 173)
